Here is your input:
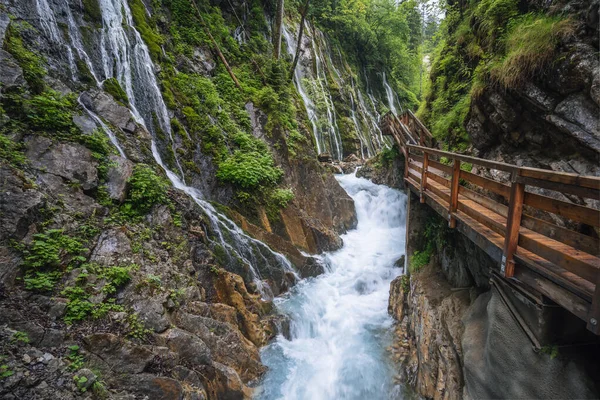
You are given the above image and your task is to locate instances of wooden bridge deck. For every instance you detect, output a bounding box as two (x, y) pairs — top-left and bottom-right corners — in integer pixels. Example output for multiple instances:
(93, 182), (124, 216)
(382, 111), (600, 335)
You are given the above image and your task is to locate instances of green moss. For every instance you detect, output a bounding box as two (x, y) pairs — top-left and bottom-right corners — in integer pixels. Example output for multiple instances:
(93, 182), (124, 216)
(81, 0), (103, 24)
(489, 14), (574, 89)
(0, 133), (27, 167)
(103, 78), (129, 105)
(3, 23), (46, 93)
(76, 59), (96, 85)
(129, 0), (164, 60)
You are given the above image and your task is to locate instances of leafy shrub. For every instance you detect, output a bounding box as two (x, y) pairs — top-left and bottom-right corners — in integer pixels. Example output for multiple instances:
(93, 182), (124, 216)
(217, 151), (283, 189)
(24, 91), (77, 132)
(124, 164), (170, 215)
(66, 345), (85, 371)
(0, 364), (14, 380)
(21, 229), (86, 270)
(409, 248), (432, 273)
(102, 78), (129, 105)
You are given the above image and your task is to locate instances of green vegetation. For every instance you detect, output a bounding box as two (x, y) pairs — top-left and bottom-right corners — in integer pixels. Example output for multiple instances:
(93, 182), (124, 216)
(0, 133), (27, 166)
(217, 151), (283, 189)
(10, 331), (30, 344)
(102, 78), (129, 105)
(125, 313), (152, 341)
(61, 264), (136, 324)
(419, 0), (573, 150)
(3, 22), (46, 93)
(23, 90), (77, 131)
(540, 344), (559, 359)
(409, 215), (449, 273)
(66, 345), (85, 371)
(81, 0), (103, 24)
(73, 375), (89, 392)
(0, 363), (13, 380)
(409, 247), (431, 273)
(310, 0), (424, 107)
(489, 14), (574, 89)
(19, 229), (87, 292)
(123, 164), (171, 215)
(129, 0), (164, 60)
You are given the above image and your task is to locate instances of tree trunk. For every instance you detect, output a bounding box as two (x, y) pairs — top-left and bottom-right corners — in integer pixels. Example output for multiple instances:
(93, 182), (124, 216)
(289, 0), (310, 80)
(190, 0), (242, 90)
(273, 0), (285, 59)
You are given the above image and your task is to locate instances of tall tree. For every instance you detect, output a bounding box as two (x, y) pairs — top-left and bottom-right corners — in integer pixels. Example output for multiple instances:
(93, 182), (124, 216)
(273, 0), (285, 59)
(289, 0), (310, 79)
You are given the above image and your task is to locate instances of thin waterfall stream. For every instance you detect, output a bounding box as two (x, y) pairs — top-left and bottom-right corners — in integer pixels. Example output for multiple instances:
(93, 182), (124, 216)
(256, 172), (407, 400)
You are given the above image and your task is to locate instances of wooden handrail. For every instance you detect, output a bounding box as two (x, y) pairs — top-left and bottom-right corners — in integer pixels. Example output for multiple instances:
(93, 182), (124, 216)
(408, 144), (600, 193)
(393, 113), (600, 334)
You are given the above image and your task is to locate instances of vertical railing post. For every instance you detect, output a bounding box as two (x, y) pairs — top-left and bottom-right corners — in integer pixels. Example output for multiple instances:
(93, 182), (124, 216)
(587, 274), (600, 335)
(420, 151), (428, 203)
(404, 149), (409, 179)
(448, 159), (460, 228)
(501, 169), (525, 278)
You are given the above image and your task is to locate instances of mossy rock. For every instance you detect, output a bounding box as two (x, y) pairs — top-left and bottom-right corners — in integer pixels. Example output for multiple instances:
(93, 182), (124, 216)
(103, 78), (129, 106)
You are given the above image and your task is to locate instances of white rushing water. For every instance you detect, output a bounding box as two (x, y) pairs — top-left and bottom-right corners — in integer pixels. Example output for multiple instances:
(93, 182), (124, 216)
(256, 172), (407, 400)
(382, 71), (399, 116)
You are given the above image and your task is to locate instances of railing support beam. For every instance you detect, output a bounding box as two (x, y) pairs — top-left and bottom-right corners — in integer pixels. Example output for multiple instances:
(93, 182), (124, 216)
(587, 273), (600, 334)
(420, 152), (428, 203)
(448, 159), (460, 228)
(502, 171), (525, 278)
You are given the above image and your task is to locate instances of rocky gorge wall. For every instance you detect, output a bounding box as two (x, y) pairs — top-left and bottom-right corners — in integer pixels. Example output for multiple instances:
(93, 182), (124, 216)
(0, 0), (384, 398)
(388, 191), (600, 399)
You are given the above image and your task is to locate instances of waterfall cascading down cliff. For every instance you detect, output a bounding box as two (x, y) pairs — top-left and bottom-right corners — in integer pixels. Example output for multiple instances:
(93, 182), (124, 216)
(33, 0), (297, 298)
(282, 21), (394, 160)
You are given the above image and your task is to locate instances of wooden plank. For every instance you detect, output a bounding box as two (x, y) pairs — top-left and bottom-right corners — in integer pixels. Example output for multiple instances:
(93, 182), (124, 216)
(420, 153), (429, 203)
(503, 174), (525, 278)
(587, 273), (600, 334)
(429, 159), (453, 175)
(521, 214), (599, 257)
(520, 168), (600, 191)
(407, 144), (517, 173)
(449, 160), (461, 228)
(427, 181), (451, 204)
(457, 199), (506, 237)
(518, 234), (599, 284)
(459, 185), (509, 217)
(460, 170), (511, 199)
(517, 175), (600, 200)
(427, 170), (450, 188)
(524, 192), (600, 228)
(513, 267), (590, 321)
(515, 250), (594, 301)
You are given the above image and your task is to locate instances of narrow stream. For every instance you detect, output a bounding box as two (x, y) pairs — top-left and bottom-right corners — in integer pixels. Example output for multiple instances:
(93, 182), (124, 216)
(256, 172), (407, 400)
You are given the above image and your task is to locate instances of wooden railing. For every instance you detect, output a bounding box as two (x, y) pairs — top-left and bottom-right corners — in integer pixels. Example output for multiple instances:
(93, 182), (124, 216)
(384, 112), (600, 334)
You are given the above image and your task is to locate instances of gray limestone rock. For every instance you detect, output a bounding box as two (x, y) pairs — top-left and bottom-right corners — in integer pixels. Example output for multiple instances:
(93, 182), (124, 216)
(26, 137), (99, 190)
(106, 155), (134, 202)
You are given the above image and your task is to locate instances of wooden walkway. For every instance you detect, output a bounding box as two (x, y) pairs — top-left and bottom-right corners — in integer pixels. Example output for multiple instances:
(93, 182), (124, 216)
(382, 111), (600, 335)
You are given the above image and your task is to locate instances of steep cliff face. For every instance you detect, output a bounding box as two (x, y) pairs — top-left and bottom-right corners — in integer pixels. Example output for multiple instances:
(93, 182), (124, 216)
(420, 0), (599, 185)
(0, 0), (387, 397)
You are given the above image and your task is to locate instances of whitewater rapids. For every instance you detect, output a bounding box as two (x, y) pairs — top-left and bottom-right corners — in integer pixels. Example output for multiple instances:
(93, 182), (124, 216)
(256, 172), (407, 399)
